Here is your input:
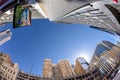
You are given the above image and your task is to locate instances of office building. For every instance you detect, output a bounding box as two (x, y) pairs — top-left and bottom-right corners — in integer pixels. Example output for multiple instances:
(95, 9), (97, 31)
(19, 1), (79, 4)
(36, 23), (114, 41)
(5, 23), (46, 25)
(48, 1), (120, 35)
(40, 0), (100, 21)
(74, 57), (89, 75)
(57, 59), (75, 79)
(90, 41), (114, 68)
(65, 45), (120, 80)
(0, 52), (19, 80)
(52, 64), (59, 80)
(16, 70), (41, 80)
(0, 10), (13, 25)
(1, 0), (120, 36)
(31, 2), (48, 19)
(93, 41), (114, 57)
(95, 46), (120, 79)
(42, 59), (53, 79)
(0, 29), (12, 45)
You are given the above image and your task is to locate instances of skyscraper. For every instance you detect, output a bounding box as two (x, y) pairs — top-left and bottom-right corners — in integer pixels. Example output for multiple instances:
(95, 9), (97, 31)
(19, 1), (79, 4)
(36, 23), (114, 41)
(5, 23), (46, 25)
(52, 64), (59, 80)
(90, 41), (114, 68)
(42, 59), (53, 79)
(40, 0), (100, 21)
(57, 59), (75, 79)
(74, 57), (89, 75)
(94, 41), (114, 57)
(0, 29), (12, 45)
(48, 1), (120, 35)
(96, 46), (120, 79)
(0, 52), (19, 80)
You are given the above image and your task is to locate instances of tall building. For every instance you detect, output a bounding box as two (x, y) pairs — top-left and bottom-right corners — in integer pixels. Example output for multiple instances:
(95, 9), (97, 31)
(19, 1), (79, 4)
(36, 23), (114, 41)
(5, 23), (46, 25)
(16, 70), (41, 80)
(93, 41), (114, 57)
(67, 45), (120, 80)
(52, 64), (59, 80)
(90, 41), (114, 68)
(57, 59), (75, 79)
(40, 0), (100, 21)
(74, 57), (89, 75)
(97, 51), (116, 75)
(0, 52), (19, 80)
(42, 59), (53, 79)
(0, 29), (12, 45)
(0, 10), (13, 25)
(31, 2), (48, 19)
(95, 46), (120, 79)
(48, 1), (120, 36)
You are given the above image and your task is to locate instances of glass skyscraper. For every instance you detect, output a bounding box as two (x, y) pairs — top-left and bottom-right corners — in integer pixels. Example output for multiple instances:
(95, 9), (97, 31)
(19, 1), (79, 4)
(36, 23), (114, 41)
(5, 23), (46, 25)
(90, 41), (115, 68)
(94, 41), (114, 57)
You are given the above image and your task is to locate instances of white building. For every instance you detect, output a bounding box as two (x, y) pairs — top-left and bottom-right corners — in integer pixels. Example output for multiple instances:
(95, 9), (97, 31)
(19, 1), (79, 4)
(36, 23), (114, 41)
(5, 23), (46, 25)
(0, 29), (12, 45)
(52, 1), (120, 35)
(39, 0), (120, 35)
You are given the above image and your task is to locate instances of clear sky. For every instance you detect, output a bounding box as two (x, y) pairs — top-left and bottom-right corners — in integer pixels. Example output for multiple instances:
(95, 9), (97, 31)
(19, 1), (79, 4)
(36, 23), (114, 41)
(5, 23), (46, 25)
(0, 19), (117, 75)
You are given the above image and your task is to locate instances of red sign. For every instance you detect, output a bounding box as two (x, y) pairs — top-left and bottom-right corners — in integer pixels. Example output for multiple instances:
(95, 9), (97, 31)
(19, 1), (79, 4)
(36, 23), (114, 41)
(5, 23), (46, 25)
(112, 0), (118, 3)
(0, 0), (8, 6)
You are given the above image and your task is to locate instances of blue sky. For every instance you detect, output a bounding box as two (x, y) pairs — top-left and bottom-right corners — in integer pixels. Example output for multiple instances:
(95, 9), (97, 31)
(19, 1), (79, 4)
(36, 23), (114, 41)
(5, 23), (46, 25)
(0, 19), (116, 75)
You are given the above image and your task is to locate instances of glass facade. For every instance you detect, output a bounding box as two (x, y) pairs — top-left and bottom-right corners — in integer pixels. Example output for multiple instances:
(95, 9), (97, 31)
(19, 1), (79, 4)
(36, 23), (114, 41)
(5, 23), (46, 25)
(78, 57), (89, 70)
(94, 44), (109, 56)
(94, 41), (114, 57)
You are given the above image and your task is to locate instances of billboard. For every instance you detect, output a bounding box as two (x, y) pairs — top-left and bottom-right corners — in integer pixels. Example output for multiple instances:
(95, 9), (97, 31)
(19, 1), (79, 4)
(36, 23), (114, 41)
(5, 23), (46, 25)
(13, 4), (31, 28)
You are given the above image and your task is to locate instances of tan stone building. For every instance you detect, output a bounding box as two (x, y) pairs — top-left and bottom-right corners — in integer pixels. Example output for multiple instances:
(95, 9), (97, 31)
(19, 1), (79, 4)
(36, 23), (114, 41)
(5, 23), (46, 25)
(74, 58), (86, 75)
(42, 59), (53, 79)
(57, 59), (75, 79)
(0, 52), (19, 80)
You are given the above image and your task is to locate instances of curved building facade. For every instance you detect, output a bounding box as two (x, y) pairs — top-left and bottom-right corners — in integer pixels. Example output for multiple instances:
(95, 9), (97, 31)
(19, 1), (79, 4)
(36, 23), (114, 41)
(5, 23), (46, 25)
(53, 1), (120, 35)
(64, 68), (103, 80)
(40, 0), (100, 21)
(16, 70), (41, 80)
